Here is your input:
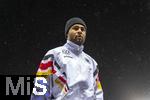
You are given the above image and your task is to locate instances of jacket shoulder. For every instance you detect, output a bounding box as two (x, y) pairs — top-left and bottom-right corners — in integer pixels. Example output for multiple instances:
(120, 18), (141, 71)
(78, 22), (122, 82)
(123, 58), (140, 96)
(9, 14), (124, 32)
(45, 46), (64, 56)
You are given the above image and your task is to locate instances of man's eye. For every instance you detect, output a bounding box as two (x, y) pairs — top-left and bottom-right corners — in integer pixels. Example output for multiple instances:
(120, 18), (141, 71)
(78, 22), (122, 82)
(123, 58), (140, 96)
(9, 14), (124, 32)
(73, 27), (79, 30)
(81, 27), (85, 31)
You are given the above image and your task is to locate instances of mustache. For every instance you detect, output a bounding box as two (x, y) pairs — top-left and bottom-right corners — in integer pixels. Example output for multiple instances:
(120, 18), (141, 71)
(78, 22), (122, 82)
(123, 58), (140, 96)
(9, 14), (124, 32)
(75, 34), (82, 37)
(75, 35), (82, 38)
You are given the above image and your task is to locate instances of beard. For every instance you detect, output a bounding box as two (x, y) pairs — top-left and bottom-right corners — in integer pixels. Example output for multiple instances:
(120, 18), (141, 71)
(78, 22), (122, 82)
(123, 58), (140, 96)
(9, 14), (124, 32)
(73, 36), (85, 46)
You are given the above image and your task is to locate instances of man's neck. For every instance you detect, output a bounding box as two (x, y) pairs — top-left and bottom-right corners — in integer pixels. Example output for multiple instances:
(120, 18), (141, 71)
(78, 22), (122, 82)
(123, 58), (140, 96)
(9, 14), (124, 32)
(64, 40), (84, 55)
(69, 40), (83, 46)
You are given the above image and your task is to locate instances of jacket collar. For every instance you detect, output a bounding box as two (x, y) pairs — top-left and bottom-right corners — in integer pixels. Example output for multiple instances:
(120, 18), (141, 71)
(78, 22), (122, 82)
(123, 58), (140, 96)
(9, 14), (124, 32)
(64, 40), (84, 55)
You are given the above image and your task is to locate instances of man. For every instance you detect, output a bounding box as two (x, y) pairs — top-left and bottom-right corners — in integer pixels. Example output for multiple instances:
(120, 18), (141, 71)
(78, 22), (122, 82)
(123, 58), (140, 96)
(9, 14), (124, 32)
(31, 17), (104, 100)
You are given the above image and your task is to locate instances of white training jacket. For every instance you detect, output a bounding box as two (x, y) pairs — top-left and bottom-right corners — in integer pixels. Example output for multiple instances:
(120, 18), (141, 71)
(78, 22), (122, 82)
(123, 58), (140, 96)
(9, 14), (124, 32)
(31, 40), (104, 100)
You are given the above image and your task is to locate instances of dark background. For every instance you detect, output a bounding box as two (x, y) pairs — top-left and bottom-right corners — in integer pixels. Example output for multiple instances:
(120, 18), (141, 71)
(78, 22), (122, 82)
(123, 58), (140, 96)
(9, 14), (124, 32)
(1, 0), (150, 100)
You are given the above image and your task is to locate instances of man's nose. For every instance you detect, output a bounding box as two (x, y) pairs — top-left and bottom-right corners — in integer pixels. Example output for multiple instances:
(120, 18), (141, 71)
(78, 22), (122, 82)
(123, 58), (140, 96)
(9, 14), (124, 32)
(77, 28), (82, 34)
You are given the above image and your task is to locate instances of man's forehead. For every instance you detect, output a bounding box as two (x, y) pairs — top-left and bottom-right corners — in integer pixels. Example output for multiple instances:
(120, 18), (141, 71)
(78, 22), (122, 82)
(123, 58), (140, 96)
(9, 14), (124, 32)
(72, 24), (85, 28)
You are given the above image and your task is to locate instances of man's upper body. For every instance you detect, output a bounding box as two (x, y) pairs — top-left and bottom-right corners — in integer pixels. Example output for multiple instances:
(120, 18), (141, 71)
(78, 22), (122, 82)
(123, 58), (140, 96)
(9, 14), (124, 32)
(30, 17), (104, 100)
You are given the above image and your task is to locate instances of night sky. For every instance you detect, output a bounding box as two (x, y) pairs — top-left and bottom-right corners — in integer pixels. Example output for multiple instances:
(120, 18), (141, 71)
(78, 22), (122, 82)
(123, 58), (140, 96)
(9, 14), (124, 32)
(1, 0), (150, 100)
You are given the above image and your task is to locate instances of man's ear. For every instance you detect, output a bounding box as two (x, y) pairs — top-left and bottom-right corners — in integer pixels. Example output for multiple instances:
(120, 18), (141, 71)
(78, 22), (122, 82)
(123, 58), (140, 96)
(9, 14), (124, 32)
(65, 33), (68, 39)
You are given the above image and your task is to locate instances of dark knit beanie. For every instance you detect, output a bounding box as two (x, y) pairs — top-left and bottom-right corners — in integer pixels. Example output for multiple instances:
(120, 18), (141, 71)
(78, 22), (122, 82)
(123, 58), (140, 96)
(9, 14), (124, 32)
(65, 17), (87, 38)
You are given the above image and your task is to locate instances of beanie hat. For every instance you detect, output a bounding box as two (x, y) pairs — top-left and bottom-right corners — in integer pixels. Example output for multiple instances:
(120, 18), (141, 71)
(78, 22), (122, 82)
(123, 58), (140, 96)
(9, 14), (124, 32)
(65, 17), (87, 38)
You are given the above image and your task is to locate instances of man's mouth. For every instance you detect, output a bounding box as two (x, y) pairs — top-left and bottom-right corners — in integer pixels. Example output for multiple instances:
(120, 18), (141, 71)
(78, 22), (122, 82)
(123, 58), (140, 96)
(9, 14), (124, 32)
(76, 35), (82, 38)
(76, 36), (82, 40)
(77, 36), (82, 38)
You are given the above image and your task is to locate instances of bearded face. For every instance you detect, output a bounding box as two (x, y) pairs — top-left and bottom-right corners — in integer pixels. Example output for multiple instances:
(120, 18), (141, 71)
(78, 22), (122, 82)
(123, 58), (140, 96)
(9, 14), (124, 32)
(67, 24), (86, 46)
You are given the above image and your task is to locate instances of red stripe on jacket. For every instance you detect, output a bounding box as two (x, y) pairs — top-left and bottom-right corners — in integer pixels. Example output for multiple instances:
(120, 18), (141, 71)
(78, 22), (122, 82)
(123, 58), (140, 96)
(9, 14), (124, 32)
(39, 61), (53, 70)
(58, 76), (67, 84)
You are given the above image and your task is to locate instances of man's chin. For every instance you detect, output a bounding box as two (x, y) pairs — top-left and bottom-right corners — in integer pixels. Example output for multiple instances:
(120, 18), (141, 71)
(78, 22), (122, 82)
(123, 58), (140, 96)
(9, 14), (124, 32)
(75, 40), (83, 46)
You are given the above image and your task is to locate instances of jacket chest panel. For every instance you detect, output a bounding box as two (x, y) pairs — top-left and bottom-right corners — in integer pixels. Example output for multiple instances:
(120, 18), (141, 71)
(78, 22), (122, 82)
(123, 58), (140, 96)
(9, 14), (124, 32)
(62, 54), (93, 86)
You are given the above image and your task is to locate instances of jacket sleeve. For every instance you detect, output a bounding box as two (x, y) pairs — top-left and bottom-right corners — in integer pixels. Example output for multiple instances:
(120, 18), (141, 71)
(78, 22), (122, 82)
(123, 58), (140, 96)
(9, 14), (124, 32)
(93, 60), (104, 100)
(94, 68), (104, 100)
(30, 50), (69, 100)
